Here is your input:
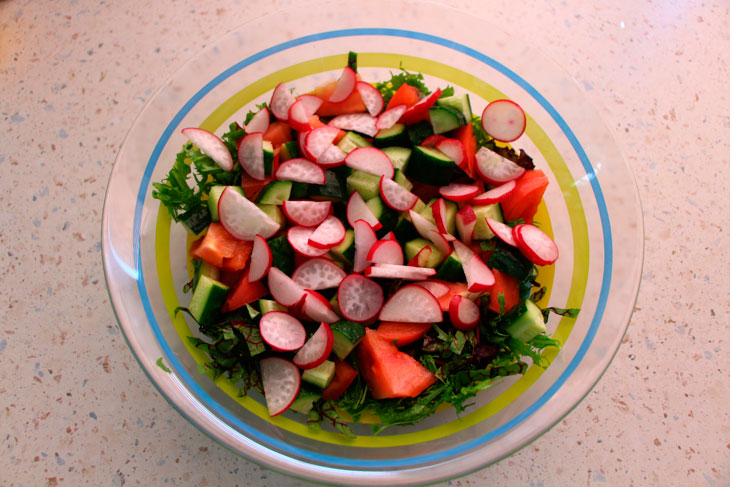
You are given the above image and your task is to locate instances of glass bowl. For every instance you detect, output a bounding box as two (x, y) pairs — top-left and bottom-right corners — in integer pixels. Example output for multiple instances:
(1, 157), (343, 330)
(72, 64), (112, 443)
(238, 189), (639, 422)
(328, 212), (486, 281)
(102, 1), (643, 485)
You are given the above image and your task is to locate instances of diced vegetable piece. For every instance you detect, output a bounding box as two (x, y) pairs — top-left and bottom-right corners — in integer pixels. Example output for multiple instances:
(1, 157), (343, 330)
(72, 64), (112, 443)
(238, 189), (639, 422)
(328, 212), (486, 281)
(303, 289), (340, 323)
(330, 320), (366, 359)
(375, 104), (407, 130)
(259, 298), (287, 314)
(337, 131), (372, 154)
(314, 78), (367, 116)
(302, 360), (336, 389)
(435, 251), (466, 282)
(267, 266), (307, 307)
(287, 226), (331, 258)
(328, 66), (357, 103)
(439, 183), (480, 202)
(208, 186), (243, 222)
(357, 81), (385, 117)
(499, 169), (549, 224)
(404, 238), (444, 268)
(481, 99), (526, 142)
(386, 83), (421, 110)
(448, 294), (480, 331)
(471, 179), (516, 205)
(321, 360), (358, 400)
(270, 82), (296, 121)
(405, 145), (456, 186)
(337, 274), (384, 322)
(376, 321), (432, 347)
(259, 357), (301, 416)
(218, 188), (280, 240)
(453, 240), (495, 293)
(488, 268), (521, 313)
(248, 235), (272, 282)
(275, 158), (326, 184)
(345, 147), (394, 178)
(429, 105), (466, 134)
(289, 391), (322, 414)
(191, 222), (252, 269)
(308, 215), (347, 249)
(379, 284), (443, 323)
(379, 176), (418, 211)
(436, 94), (473, 122)
(513, 224), (559, 265)
(474, 146), (526, 185)
(263, 121), (292, 149)
(282, 200), (332, 227)
(453, 123), (477, 177)
(181, 128), (234, 171)
(373, 123), (409, 147)
(487, 217), (517, 246)
(347, 191), (381, 230)
(400, 88), (442, 125)
(245, 107), (270, 134)
(504, 299), (546, 342)
(472, 204), (504, 240)
(189, 275), (229, 325)
(293, 322), (334, 369)
(329, 113), (378, 137)
(292, 257), (347, 290)
(366, 238), (404, 266)
(259, 311), (307, 351)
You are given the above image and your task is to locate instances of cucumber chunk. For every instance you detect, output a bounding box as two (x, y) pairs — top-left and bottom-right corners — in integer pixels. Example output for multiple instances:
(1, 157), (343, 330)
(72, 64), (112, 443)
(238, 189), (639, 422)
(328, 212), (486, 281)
(302, 360), (336, 389)
(189, 275), (229, 325)
(330, 229), (355, 265)
(373, 123), (409, 147)
(279, 141), (300, 162)
(436, 251), (466, 281)
(263, 140), (275, 175)
(381, 146), (411, 171)
(405, 146), (456, 186)
(208, 185), (244, 222)
(346, 169), (381, 200)
(436, 94), (473, 122)
(289, 390), (322, 414)
(337, 131), (372, 154)
(429, 105), (466, 134)
(330, 320), (366, 359)
(256, 180), (292, 205)
(258, 299), (287, 314)
(257, 203), (285, 227)
(472, 204), (504, 240)
(504, 299), (546, 342)
(404, 238), (445, 268)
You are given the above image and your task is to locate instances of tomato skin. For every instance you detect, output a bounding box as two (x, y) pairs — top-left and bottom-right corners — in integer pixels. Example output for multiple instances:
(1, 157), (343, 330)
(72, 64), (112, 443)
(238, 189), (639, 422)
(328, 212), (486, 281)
(263, 121), (292, 149)
(487, 269), (521, 314)
(376, 321), (432, 347)
(314, 79), (367, 116)
(240, 175), (272, 202)
(321, 361), (358, 401)
(191, 222), (252, 270)
(500, 169), (549, 224)
(386, 83), (421, 110)
(223, 270), (267, 312)
(453, 124), (477, 178)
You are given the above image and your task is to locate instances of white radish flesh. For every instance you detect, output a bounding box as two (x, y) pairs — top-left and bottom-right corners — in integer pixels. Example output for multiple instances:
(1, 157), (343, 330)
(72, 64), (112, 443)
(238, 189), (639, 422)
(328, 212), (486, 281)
(347, 191), (381, 230)
(328, 66), (357, 103)
(308, 215), (347, 249)
(367, 239), (404, 266)
(439, 183), (481, 202)
(238, 132), (266, 180)
(448, 295), (480, 331)
(329, 113), (378, 138)
(293, 322), (334, 369)
(375, 104), (407, 130)
(413, 280), (450, 299)
(345, 147), (394, 178)
(435, 138), (467, 171)
(455, 205), (477, 244)
(292, 257), (347, 290)
(305, 126), (340, 160)
(470, 179), (517, 205)
(474, 147), (525, 185)
(380, 176), (418, 211)
(513, 223), (559, 265)
(244, 107), (270, 135)
(181, 128), (233, 171)
(356, 81), (385, 116)
(267, 267), (307, 307)
(316, 144), (347, 167)
(486, 217), (517, 247)
(481, 99), (526, 143)
(287, 226), (330, 257)
(259, 357), (301, 416)
(248, 235), (272, 282)
(270, 82), (296, 121)
(302, 290), (339, 324)
(275, 158), (326, 184)
(337, 274), (383, 322)
(352, 219), (378, 273)
(365, 264), (436, 280)
(282, 200), (331, 227)
(259, 311), (306, 351)
(378, 285), (443, 323)
(218, 188), (280, 240)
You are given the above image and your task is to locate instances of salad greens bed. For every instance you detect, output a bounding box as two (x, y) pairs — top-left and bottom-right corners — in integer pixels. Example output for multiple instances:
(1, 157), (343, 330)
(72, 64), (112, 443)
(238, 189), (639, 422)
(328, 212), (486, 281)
(152, 54), (577, 436)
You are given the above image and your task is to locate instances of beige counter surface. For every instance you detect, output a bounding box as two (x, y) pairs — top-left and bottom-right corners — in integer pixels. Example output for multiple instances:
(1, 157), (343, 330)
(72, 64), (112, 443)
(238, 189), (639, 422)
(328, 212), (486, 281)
(1, 0), (728, 485)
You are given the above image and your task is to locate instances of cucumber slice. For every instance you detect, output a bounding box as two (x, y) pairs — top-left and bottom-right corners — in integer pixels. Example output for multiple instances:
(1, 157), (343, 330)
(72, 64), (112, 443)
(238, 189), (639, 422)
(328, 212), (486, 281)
(263, 140), (275, 175)
(488, 243), (534, 281)
(178, 205), (211, 235)
(346, 169), (381, 200)
(337, 131), (372, 154)
(330, 320), (366, 359)
(259, 298), (287, 314)
(289, 390), (322, 414)
(504, 299), (546, 342)
(207, 185), (244, 222)
(366, 196), (398, 235)
(404, 238), (445, 268)
(373, 123), (409, 147)
(393, 169), (413, 191)
(308, 169), (348, 201)
(302, 360), (336, 389)
(381, 146), (411, 171)
(268, 234), (295, 275)
(435, 251), (466, 282)
(256, 180), (292, 205)
(472, 204), (504, 240)
(329, 229), (355, 265)
(189, 275), (229, 325)
(405, 146), (456, 186)
(407, 120), (434, 146)
(436, 94), (473, 122)
(429, 105), (466, 134)
(279, 141), (300, 162)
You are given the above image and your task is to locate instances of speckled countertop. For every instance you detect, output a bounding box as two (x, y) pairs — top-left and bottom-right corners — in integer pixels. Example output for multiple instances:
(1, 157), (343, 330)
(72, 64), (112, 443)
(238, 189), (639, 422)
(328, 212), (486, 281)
(1, 1), (728, 485)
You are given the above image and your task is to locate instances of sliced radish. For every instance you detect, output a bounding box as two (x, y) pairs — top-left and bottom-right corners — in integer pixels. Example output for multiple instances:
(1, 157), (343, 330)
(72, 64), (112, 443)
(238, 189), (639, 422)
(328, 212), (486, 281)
(474, 146), (526, 186)
(302, 290), (339, 323)
(249, 235), (272, 282)
(455, 205), (477, 244)
(352, 219), (378, 273)
(378, 284), (443, 323)
(308, 215), (346, 249)
(356, 81), (385, 116)
(435, 138), (467, 171)
(317, 144), (347, 167)
(296, 94), (323, 117)
(347, 192), (381, 230)
(448, 295), (480, 331)
(470, 179), (517, 205)
(329, 113), (378, 137)
(407, 244), (432, 267)
(345, 147), (394, 178)
(381, 231), (396, 241)
(218, 187), (280, 240)
(298, 130), (310, 157)
(328, 66), (357, 103)
(426, 229), (451, 256)
(439, 183), (480, 202)
(486, 217), (517, 247)
(292, 257), (347, 290)
(421, 134), (448, 148)
(238, 132), (265, 180)
(431, 198), (449, 234)
(365, 264), (436, 280)
(380, 176), (418, 211)
(267, 267), (307, 307)
(367, 239), (404, 266)
(181, 128), (233, 171)
(287, 226), (330, 257)
(513, 224), (559, 265)
(259, 311), (306, 351)
(259, 357), (301, 416)
(453, 240), (495, 293)
(413, 280), (450, 299)
(275, 158), (326, 184)
(337, 274), (383, 322)
(481, 99), (526, 143)
(399, 88), (441, 125)
(288, 99), (313, 132)
(408, 209), (439, 241)
(244, 107), (270, 135)
(293, 322), (334, 369)
(282, 200), (331, 227)
(304, 126), (340, 161)
(270, 82), (296, 121)
(375, 104), (407, 130)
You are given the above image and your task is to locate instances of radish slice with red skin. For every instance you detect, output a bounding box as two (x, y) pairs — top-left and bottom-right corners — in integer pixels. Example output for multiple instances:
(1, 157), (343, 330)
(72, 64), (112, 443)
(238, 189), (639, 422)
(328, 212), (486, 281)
(270, 82), (296, 121)
(367, 239), (404, 266)
(365, 264), (437, 280)
(259, 357), (301, 416)
(375, 104), (407, 130)
(381, 231), (396, 241)
(316, 144), (347, 167)
(292, 257), (347, 290)
(378, 284), (443, 323)
(426, 229), (451, 256)
(181, 128), (234, 171)
(302, 290), (339, 324)
(431, 199), (449, 234)
(218, 187), (280, 240)
(244, 107), (270, 135)
(399, 89), (442, 125)
(287, 226), (330, 258)
(481, 99), (526, 143)
(259, 311), (306, 351)
(435, 138), (467, 171)
(275, 158), (326, 184)
(305, 126), (340, 161)
(296, 94), (323, 117)
(267, 267), (307, 307)
(486, 217), (517, 247)
(421, 134), (448, 148)
(282, 200), (331, 227)
(474, 146), (525, 186)
(408, 209), (439, 241)
(288, 100), (313, 132)
(448, 295), (480, 331)
(337, 274), (384, 323)
(413, 280), (450, 299)
(407, 245), (432, 267)
(298, 130), (310, 157)
(356, 81), (385, 117)
(308, 215), (346, 249)
(453, 240), (495, 293)
(455, 205), (477, 245)
(352, 219), (378, 273)
(513, 224), (559, 265)
(329, 113), (378, 138)
(238, 132), (266, 180)
(328, 66), (357, 103)
(293, 322), (334, 369)
(379, 176), (418, 211)
(439, 183), (481, 202)
(347, 192), (381, 230)
(345, 147), (394, 178)
(249, 235), (272, 282)
(470, 179), (517, 205)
